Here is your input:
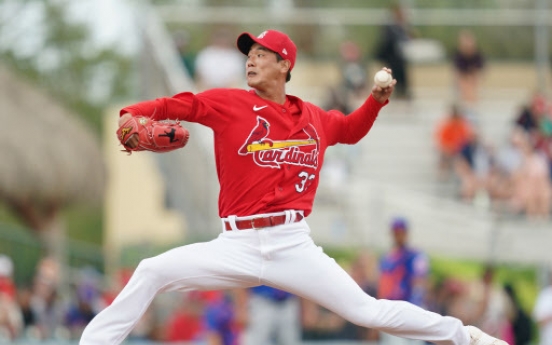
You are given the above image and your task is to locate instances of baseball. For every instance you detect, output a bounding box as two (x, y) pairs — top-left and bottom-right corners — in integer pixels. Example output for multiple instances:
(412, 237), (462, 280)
(374, 70), (393, 88)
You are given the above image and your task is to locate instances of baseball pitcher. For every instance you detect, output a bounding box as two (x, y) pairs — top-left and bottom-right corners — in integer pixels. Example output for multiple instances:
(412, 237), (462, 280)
(80, 30), (507, 345)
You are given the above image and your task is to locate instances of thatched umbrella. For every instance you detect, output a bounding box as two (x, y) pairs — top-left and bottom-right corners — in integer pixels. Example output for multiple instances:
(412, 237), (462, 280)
(0, 64), (105, 271)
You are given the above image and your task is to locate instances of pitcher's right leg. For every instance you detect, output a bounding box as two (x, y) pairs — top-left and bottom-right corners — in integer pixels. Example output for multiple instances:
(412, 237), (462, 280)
(80, 235), (261, 345)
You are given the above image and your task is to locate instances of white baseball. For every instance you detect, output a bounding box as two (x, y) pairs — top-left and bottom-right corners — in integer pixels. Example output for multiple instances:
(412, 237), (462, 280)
(374, 70), (392, 88)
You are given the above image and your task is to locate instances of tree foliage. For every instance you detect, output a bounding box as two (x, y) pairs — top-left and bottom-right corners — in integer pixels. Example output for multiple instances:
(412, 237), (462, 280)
(0, 0), (134, 134)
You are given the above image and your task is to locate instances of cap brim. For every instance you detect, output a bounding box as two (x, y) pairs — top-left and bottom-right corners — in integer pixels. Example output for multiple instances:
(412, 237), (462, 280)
(237, 32), (256, 56)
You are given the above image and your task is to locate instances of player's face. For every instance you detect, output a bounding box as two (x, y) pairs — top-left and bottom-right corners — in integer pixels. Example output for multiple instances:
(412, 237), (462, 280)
(246, 43), (289, 89)
(392, 229), (407, 248)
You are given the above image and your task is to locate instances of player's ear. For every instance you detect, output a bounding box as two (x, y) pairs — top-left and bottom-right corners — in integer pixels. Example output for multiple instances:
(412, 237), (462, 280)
(280, 59), (291, 74)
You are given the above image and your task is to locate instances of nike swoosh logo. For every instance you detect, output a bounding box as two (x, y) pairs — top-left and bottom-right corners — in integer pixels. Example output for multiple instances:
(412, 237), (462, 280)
(253, 105), (268, 111)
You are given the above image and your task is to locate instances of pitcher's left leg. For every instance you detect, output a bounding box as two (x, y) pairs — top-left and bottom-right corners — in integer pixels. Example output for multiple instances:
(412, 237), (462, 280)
(263, 237), (469, 345)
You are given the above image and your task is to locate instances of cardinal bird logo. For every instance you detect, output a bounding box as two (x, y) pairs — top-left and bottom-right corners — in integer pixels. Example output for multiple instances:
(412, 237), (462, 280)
(238, 116), (271, 154)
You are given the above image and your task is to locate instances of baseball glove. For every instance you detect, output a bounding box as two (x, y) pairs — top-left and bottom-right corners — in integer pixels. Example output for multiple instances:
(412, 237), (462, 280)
(116, 116), (190, 153)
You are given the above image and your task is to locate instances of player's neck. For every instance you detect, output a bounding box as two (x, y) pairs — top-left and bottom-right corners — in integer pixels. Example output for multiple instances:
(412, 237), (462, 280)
(254, 86), (286, 105)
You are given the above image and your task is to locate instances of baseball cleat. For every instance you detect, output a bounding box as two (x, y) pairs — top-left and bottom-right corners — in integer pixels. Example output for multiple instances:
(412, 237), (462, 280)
(466, 325), (508, 345)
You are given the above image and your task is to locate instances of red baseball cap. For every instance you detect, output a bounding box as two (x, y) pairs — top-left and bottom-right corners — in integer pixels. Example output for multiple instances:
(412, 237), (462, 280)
(237, 30), (297, 71)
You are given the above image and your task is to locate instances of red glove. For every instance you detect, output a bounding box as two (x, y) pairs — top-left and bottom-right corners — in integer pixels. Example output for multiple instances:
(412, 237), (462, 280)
(116, 116), (190, 153)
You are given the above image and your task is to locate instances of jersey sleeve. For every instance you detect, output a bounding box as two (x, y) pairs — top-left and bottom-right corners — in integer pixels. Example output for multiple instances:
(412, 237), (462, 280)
(119, 89), (233, 129)
(411, 252), (429, 278)
(321, 95), (387, 146)
(408, 252), (429, 306)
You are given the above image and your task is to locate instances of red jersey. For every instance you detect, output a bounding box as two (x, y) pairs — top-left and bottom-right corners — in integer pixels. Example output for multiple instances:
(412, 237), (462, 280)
(120, 89), (386, 218)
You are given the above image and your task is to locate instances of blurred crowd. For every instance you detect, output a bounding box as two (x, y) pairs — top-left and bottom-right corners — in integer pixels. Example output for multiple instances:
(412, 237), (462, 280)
(432, 17), (551, 219)
(432, 29), (551, 219)
(322, 9), (552, 220)
(1, 216), (549, 344)
(434, 93), (552, 220)
(324, 6), (552, 220)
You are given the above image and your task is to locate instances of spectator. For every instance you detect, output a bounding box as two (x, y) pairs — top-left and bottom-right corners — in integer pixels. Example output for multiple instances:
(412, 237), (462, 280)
(203, 290), (242, 345)
(16, 286), (38, 338)
(514, 95), (543, 135)
(468, 266), (512, 342)
(174, 29), (196, 79)
(195, 28), (245, 90)
(456, 129), (495, 205)
(240, 286), (300, 345)
(515, 94), (552, 176)
(434, 104), (474, 181)
(322, 42), (368, 192)
(100, 268), (133, 308)
(427, 277), (473, 322)
(0, 287), (22, 341)
(321, 45), (368, 192)
(503, 283), (533, 345)
(524, 94), (549, 132)
(509, 129), (552, 219)
(324, 41), (369, 113)
(531, 97), (552, 183)
(350, 250), (379, 302)
(487, 129), (524, 207)
(378, 217), (430, 345)
(64, 267), (103, 340)
(452, 29), (486, 110)
(64, 282), (98, 339)
(30, 257), (67, 340)
(0, 255), (22, 341)
(374, 3), (415, 99)
(0, 255), (16, 300)
(533, 271), (552, 345)
(164, 292), (205, 342)
(31, 281), (66, 340)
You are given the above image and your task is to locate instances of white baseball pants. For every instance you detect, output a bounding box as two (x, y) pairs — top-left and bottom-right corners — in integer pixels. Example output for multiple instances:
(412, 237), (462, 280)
(80, 213), (470, 345)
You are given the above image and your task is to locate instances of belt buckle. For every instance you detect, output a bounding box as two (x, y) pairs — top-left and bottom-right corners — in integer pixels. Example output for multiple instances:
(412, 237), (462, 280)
(251, 215), (274, 230)
(250, 217), (263, 230)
